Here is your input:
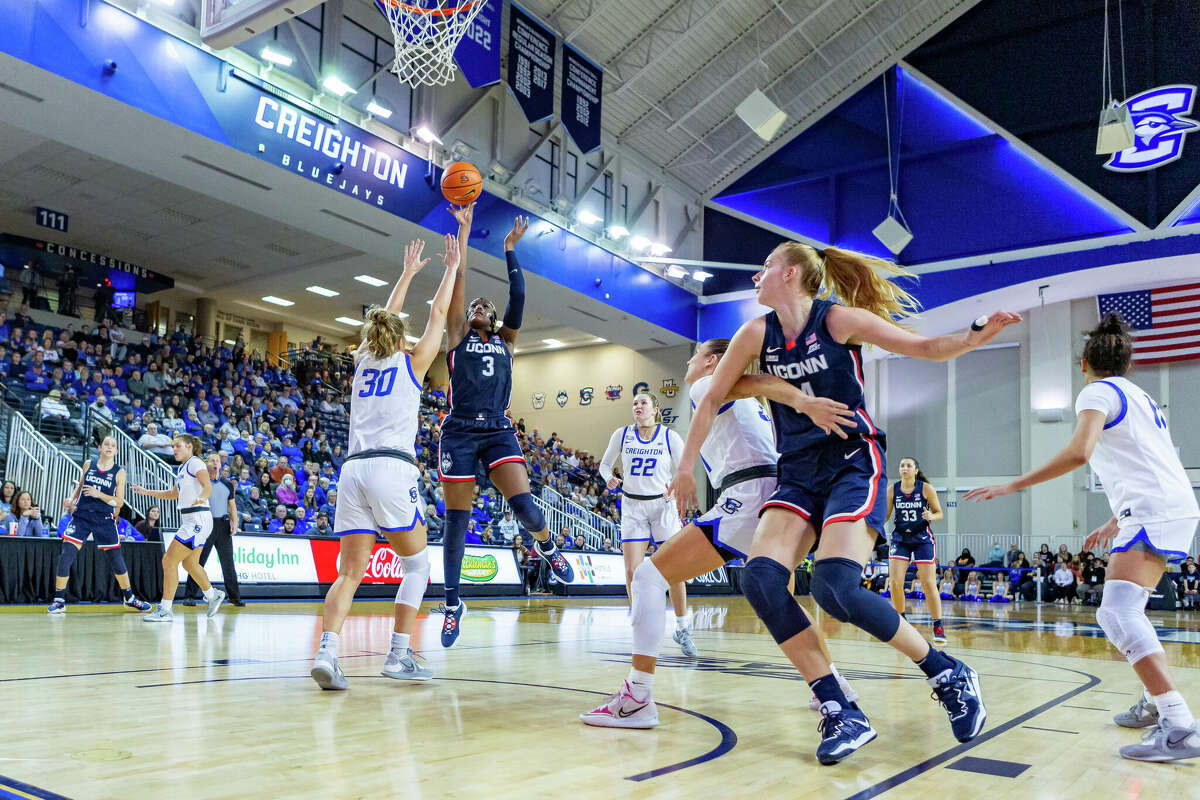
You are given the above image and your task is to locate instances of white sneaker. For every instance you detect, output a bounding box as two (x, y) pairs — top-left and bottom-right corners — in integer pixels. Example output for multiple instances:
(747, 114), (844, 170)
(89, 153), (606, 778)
(381, 648), (433, 682)
(206, 589), (227, 618)
(311, 650), (348, 690)
(580, 680), (659, 728)
(1120, 722), (1200, 762)
(673, 627), (699, 657)
(142, 607), (173, 623)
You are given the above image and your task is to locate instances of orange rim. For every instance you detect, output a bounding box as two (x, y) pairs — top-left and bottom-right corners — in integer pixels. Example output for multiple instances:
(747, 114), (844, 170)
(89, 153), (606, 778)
(387, 0), (475, 15)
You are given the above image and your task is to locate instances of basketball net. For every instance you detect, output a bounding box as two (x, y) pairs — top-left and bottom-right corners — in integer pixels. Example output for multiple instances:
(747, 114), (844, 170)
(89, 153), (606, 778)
(381, 0), (485, 87)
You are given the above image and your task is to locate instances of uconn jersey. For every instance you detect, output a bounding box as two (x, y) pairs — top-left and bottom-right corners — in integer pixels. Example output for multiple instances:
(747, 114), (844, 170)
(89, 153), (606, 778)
(600, 424), (684, 545)
(447, 329), (512, 422)
(63, 460), (122, 549)
(348, 350), (421, 455)
(892, 481), (931, 540)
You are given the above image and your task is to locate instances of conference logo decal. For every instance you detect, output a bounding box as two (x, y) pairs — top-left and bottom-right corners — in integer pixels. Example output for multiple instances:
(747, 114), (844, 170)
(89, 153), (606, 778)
(555, 390), (569, 408)
(660, 407), (680, 425)
(461, 554), (499, 582)
(579, 386), (594, 406)
(1105, 85), (1199, 172)
(605, 385), (623, 401)
(660, 379), (679, 398)
(532, 392), (546, 409)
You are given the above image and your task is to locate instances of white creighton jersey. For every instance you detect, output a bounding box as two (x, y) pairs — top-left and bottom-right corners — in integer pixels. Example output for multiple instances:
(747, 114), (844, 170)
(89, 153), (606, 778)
(689, 375), (777, 488)
(600, 424), (684, 496)
(1075, 377), (1199, 525)
(348, 350), (421, 456)
(175, 456), (209, 509)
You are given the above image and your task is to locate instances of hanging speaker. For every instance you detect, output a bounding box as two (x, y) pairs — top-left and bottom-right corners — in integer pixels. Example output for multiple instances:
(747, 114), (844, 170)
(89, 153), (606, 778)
(1096, 101), (1135, 154)
(872, 215), (913, 255)
(736, 89), (788, 141)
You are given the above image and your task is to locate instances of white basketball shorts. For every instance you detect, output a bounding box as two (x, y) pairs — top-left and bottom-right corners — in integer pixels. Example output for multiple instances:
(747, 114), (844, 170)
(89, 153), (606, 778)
(1111, 518), (1199, 564)
(335, 456), (425, 536)
(621, 496), (682, 545)
(695, 476), (776, 562)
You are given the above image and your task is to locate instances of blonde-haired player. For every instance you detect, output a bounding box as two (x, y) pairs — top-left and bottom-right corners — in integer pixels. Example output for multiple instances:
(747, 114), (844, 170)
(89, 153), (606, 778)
(310, 233), (461, 690)
(600, 391), (695, 656)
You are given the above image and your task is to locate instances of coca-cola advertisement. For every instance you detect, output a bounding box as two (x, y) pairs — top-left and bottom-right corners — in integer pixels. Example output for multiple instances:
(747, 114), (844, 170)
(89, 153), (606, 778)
(311, 539), (409, 584)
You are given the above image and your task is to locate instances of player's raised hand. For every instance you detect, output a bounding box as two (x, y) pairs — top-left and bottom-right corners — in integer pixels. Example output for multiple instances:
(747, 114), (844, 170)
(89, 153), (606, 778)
(963, 483), (1016, 502)
(796, 396), (858, 439)
(403, 239), (430, 276)
(439, 233), (461, 271)
(504, 216), (530, 250)
(966, 311), (1022, 347)
(666, 472), (697, 520)
(450, 202), (475, 228)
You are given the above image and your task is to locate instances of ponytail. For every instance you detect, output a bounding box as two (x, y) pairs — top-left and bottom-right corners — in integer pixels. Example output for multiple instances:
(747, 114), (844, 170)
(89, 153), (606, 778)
(775, 242), (921, 324)
(173, 433), (203, 458)
(362, 306), (406, 359)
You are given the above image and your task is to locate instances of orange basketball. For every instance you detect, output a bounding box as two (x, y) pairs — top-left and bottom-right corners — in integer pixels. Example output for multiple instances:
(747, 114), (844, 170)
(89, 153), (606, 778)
(441, 161), (483, 206)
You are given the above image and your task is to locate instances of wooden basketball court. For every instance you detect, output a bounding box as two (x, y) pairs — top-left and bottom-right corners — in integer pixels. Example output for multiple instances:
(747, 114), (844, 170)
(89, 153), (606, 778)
(4, 596), (1198, 799)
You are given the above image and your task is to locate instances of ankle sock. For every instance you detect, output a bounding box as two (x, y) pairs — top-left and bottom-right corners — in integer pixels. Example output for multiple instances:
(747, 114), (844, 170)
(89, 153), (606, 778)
(916, 646), (954, 679)
(319, 631), (339, 657)
(390, 632), (410, 655)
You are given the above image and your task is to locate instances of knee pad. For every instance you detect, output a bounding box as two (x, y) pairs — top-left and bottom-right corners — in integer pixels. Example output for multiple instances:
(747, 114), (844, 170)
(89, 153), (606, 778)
(811, 558), (901, 642)
(507, 493), (544, 534)
(104, 547), (128, 576)
(632, 558), (670, 599)
(395, 549), (430, 609)
(56, 543), (80, 579)
(1097, 580), (1163, 665)
(743, 557), (810, 644)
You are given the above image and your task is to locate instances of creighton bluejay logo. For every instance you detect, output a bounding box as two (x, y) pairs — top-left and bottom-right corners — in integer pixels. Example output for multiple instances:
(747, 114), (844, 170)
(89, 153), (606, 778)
(579, 387), (594, 406)
(1105, 85), (1199, 172)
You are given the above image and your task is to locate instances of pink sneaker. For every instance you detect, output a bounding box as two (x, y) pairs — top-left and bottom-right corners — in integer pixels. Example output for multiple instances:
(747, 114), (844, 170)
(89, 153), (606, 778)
(579, 680), (659, 728)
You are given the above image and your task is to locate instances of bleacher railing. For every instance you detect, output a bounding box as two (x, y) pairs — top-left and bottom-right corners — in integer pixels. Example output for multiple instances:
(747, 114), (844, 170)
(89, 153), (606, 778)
(540, 486), (619, 541)
(5, 406), (81, 525)
(498, 489), (607, 551)
(88, 408), (180, 530)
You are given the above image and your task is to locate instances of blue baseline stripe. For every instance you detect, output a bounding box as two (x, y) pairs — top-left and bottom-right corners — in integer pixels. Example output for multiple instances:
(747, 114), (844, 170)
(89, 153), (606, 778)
(0, 775), (74, 800)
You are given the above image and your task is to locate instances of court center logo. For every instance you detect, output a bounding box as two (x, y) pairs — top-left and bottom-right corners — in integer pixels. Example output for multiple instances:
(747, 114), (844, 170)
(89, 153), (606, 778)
(555, 390), (569, 408)
(579, 387), (594, 406)
(532, 392), (546, 409)
(605, 385), (623, 401)
(660, 378), (679, 398)
(1105, 85), (1199, 172)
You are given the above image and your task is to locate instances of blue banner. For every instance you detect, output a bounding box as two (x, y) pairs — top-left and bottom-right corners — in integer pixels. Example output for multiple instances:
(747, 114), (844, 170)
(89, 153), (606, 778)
(507, 4), (555, 123)
(561, 43), (602, 153)
(455, 0), (503, 88)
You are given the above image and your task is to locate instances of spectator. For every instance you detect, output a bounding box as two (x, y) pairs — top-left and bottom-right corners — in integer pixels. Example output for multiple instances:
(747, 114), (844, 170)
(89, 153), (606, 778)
(8, 490), (46, 537)
(319, 488), (337, 525)
(0, 481), (15, 516)
(267, 505), (289, 532)
(1052, 557), (1076, 604)
(139, 422), (173, 461)
(479, 525), (495, 545)
(134, 505), (162, 542)
(573, 534), (586, 551)
(269, 458), (295, 485)
(310, 512), (332, 536)
(1056, 543), (1072, 564)
(161, 406), (185, 436)
(1179, 562), (1200, 610)
(276, 474), (299, 507)
(238, 486), (269, 530)
(425, 505), (443, 541)
(292, 506), (310, 535)
(1004, 544), (1020, 567)
(38, 389), (76, 441)
(464, 520), (482, 545)
(497, 509), (518, 544)
(281, 517), (297, 534)
(954, 549), (975, 569)
(1079, 556), (1106, 605)
(984, 542), (1004, 567)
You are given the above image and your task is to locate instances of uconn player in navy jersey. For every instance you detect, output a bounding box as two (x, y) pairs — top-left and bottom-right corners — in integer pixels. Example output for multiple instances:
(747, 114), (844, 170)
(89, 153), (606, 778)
(311, 234), (462, 690)
(670, 241), (1018, 762)
(969, 314), (1200, 762)
(886, 457), (946, 644)
(437, 205), (573, 646)
(47, 436), (151, 614)
(582, 339), (860, 732)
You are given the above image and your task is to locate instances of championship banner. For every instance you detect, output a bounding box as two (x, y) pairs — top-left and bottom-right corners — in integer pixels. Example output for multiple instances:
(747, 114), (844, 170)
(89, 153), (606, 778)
(507, 4), (556, 123)
(561, 43), (602, 153)
(454, 0), (503, 88)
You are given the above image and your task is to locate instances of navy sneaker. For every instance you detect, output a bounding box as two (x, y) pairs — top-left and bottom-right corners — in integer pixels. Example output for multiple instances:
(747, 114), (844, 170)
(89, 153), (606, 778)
(440, 601), (465, 648)
(929, 657), (987, 742)
(534, 539), (574, 583)
(816, 703), (877, 765)
(124, 595), (152, 612)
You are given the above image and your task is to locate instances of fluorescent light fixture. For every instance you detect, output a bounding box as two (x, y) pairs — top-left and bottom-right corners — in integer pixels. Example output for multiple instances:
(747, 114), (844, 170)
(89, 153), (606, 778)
(305, 285), (339, 297)
(577, 209), (602, 225)
(405, 335), (420, 343)
(692, 270), (713, 281)
(321, 75), (356, 97)
(354, 274), (388, 287)
(594, 337), (607, 343)
(260, 45), (293, 67)
(665, 265), (688, 279)
(542, 338), (564, 348)
(536, 223), (555, 237)
(426, 299), (434, 305)
(395, 311), (410, 319)
(335, 316), (363, 327)
(649, 242), (672, 256)
(365, 99), (392, 119)
(261, 295), (294, 307)
(414, 126), (442, 144)
(607, 225), (629, 239)
(223, 339), (235, 345)
(630, 236), (651, 252)
(153, 0), (176, 6)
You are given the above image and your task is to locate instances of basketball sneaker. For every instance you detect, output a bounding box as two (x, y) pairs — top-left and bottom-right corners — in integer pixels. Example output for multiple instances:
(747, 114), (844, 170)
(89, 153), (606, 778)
(440, 602), (465, 648)
(1119, 722), (1200, 762)
(311, 650), (348, 690)
(579, 681), (659, 729)
(815, 703), (877, 765)
(673, 627), (699, 657)
(933, 625), (947, 645)
(142, 607), (173, 623)
(534, 538), (575, 583)
(382, 648), (433, 682)
(47, 599), (66, 615)
(1114, 692), (1159, 728)
(206, 589), (227, 618)
(929, 657), (986, 742)
(124, 596), (152, 612)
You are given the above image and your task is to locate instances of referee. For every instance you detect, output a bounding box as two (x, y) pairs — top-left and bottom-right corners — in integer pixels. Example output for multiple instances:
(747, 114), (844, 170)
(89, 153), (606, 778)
(184, 453), (244, 606)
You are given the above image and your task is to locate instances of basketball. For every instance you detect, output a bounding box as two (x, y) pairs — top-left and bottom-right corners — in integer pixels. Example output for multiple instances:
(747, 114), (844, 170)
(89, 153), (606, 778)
(441, 161), (482, 206)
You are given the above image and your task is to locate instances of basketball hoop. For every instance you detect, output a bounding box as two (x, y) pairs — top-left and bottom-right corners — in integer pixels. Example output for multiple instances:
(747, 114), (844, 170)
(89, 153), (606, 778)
(379, 0), (485, 87)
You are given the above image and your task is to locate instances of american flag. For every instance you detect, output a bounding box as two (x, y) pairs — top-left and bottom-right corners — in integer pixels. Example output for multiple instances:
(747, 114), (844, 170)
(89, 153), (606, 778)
(1097, 282), (1200, 365)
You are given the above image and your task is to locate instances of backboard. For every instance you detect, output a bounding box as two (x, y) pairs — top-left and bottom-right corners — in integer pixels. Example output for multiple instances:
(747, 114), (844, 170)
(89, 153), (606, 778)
(200, 0), (327, 49)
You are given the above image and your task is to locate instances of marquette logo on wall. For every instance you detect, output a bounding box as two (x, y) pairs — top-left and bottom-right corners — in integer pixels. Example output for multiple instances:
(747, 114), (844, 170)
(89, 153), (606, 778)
(579, 387), (594, 406)
(1105, 85), (1199, 172)
(660, 379), (679, 398)
(532, 392), (546, 409)
(555, 391), (569, 408)
(605, 385), (623, 401)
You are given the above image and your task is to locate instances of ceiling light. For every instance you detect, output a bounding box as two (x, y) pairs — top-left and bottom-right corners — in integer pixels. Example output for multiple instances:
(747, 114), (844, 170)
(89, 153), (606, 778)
(395, 311), (410, 319)
(542, 338), (564, 348)
(261, 295), (294, 307)
(607, 225), (629, 239)
(321, 75), (355, 97)
(414, 125), (442, 144)
(223, 339), (235, 345)
(426, 299), (434, 305)
(630, 235), (651, 252)
(577, 209), (602, 225)
(665, 265), (687, 279)
(366, 99), (392, 119)
(354, 274), (387, 287)
(536, 223), (555, 237)
(335, 316), (363, 326)
(306, 285), (339, 297)
(260, 45), (293, 67)
(649, 242), (672, 256)
(405, 335), (420, 343)
(594, 337), (607, 343)
(692, 270), (713, 282)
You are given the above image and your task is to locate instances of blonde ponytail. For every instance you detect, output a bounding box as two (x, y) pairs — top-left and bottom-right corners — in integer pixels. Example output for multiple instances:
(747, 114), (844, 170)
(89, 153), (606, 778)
(362, 306), (407, 358)
(776, 242), (921, 324)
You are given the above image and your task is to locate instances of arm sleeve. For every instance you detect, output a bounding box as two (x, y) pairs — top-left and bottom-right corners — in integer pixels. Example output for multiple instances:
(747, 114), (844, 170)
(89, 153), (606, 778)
(502, 251), (525, 330)
(598, 428), (624, 482)
(1074, 382), (1118, 423)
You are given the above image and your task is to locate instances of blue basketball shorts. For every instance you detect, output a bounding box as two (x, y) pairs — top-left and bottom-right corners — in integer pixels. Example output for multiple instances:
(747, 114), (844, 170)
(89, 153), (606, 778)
(438, 416), (526, 482)
(889, 535), (936, 564)
(63, 515), (120, 550)
(760, 435), (887, 534)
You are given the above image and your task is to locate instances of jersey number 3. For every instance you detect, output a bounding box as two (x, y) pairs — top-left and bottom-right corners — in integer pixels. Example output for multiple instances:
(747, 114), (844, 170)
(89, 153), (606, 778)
(481, 355), (494, 377)
(359, 367), (397, 397)
(629, 457), (657, 477)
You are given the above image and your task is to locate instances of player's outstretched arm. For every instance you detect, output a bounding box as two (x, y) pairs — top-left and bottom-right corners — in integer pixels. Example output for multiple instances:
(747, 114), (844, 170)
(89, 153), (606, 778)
(498, 216), (529, 348)
(827, 305), (1022, 362)
(411, 234), (462, 378)
(598, 427), (624, 489)
(965, 410), (1104, 502)
(383, 239), (431, 316)
(446, 204), (474, 349)
(730, 373), (858, 438)
(130, 484), (179, 501)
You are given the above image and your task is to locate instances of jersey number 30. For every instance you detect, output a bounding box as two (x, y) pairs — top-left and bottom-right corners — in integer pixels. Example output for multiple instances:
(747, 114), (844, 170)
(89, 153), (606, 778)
(359, 367), (397, 397)
(629, 457), (657, 477)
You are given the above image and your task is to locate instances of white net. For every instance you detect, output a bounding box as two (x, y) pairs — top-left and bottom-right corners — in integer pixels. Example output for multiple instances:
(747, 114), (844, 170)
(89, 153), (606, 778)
(381, 0), (485, 87)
